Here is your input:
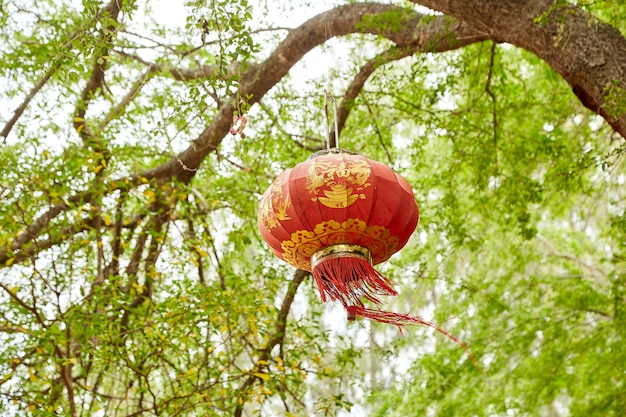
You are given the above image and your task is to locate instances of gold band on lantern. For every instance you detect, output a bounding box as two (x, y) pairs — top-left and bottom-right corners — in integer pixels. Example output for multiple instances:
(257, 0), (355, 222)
(310, 244), (372, 268)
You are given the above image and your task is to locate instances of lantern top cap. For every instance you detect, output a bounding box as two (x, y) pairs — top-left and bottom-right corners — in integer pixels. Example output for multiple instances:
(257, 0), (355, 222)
(308, 148), (360, 160)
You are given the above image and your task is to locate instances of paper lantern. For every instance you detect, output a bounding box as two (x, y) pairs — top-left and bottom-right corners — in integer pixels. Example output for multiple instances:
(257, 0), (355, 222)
(258, 148), (475, 362)
(258, 148), (424, 322)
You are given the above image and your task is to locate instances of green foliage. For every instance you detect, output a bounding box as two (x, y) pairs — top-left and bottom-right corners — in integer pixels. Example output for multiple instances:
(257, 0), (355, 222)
(1, 0), (625, 416)
(603, 80), (626, 119)
(357, 6), (415, 35)
(357, 36), (625, 417)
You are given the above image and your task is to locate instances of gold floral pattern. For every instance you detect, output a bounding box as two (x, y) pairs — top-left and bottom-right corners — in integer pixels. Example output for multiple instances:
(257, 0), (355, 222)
(258, 170), (290, 230)
(281, 218), (399, 271)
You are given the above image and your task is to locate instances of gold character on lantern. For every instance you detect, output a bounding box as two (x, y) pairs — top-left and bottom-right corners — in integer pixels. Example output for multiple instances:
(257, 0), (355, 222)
(306, 157), (371, 208)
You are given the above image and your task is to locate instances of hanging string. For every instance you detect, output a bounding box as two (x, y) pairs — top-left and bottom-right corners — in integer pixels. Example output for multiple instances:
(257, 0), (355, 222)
(324, 91), (331, 150)
(324, 91), (339, 149)
(322, 14), (341, 151)
(332, 94), (339, 149)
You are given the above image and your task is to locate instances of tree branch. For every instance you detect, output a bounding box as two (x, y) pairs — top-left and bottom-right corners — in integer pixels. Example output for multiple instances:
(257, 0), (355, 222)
(233, 269), (308, 417)
(484, 41), (499, 172)
(412, 0), (626, 139)
(0, 3), (486, 267)
(98, 68), (155, 130)
(330, 13), (486, 144)
(73, 0), (123, 149)
(0, 5), (111, 140)
(330, 47), (414, 147)
(115, 50), (243, 82)
(119, 193), (172, 336)
(136, 3), (486, 184)
(536, 233), (607, 280)
(0, 67), (57, 142)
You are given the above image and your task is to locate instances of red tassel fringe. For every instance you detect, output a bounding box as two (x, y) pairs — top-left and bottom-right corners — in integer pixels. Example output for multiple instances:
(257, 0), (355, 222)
(312, 256), (477, 366)
(346, 305), (477, 366)
(312, 256), (397, 307)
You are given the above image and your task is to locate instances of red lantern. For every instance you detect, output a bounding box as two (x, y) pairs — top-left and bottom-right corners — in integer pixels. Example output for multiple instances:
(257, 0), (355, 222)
(258, 150), (474, 360)
(258, 148), (421, 320)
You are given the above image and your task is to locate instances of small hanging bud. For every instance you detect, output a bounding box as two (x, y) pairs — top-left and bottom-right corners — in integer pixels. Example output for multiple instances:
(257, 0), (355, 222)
(230, 114), (248, 139)
(230, 116), (239, 136)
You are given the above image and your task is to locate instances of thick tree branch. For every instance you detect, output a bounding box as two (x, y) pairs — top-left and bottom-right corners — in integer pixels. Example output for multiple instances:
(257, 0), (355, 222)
(0, 3), (484, 266)
(412, 0), (626, 138)
(1, 200), (69, 265)
(0, 190), (145, 267)
(139, 3), (485, 184)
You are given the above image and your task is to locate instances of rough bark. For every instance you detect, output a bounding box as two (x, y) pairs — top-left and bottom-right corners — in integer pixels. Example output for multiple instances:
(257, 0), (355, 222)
(413, 0), (626, 137)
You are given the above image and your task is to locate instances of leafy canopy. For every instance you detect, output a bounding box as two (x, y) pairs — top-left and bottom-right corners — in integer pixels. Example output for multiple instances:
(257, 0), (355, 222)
(0, 0), (625, 416)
